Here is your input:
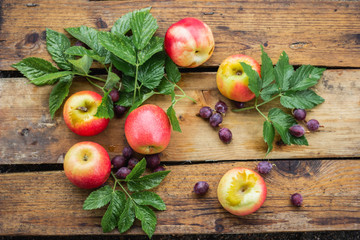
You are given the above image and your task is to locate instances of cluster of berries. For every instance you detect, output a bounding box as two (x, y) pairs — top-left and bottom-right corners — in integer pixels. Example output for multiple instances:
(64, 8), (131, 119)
(289, 109), (322, 137)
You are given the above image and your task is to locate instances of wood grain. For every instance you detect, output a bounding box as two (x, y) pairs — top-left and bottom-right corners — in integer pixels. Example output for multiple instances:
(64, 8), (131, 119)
(1, 70), (360, 164)
(0, 160), (359, 235)
(1, 0), (360, 70)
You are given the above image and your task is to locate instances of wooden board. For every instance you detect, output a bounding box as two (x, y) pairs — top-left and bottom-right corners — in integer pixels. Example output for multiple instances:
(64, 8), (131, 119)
(1, 70), (360, 164)
(0, 160), (359, 235)
(1, 0), (360, 70)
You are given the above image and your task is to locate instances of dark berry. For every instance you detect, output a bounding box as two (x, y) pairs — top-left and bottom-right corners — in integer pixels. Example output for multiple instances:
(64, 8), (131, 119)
(290, 193), (303, 207)
(209, 113), (223, 127)
(115, 167), (131, 179)
(74, 41), (89, 49)
(215, 100), (228, 114)
(307, 119), (320, 131)
(234, 101), (245, 109)
(193, 181), (209, 195)
(293, 109), (306, 121)
(289, 125), (305, 137)
(153, 166), (166, 172)
(122, 146), (133, 159)
(257, 161), (272, 174)
(199, 106), (213, 119)
(127, 158), (139, 170)
(109, 89), (120, 102)
(145, 154), (161, 169)
(218, 128), (232, 144)
(114, 105), (128, 118)
(112, 67), (122, 77)
(111, 155), (127, 169)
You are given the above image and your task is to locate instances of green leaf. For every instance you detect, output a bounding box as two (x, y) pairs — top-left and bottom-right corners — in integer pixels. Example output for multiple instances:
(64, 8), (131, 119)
(121, 75), (136, 93)
(134, 205), (157, 239)
(83, 185), (113, 210)
(260, 45), (274, 88)
(46, 28), (72, 70)
(101, 191), (126, 233)
(157, 77), (175, 95)
(268, 108), (308, 146)
(98, 31), (136, 65)
(104, 71), (120, 91)
(126, 91), (156, 116)
(289, 65), (326, 91)
(125, 158), (146, 181)
(30, 71), (73, 86)
(116, 92), (133, 107)
(263, 120), (275, 155)
(95, 91), (114, 119)
(167, 105), (182, 132)
(68, 55), (92, 75)
(138, 54), (164, 90)
(12, 57), (58, 81)
(130, 8), (158, 50)
(274, 51), (294, 91)
(110, 54), (135, 77)
(241, 62), (262, 97)
(280, 90), (325, 109)
(260, 84), (279, 101)
(138, 37), (164, 65)
(118, 198), (135, 234)
(165, 55), (181, 83)
(49, 75), (73, 118)
(111, 12), (132, 37)
(65, 46), (106, 64)
(127, 171), (170, 192)
(132, 191), (166, 210)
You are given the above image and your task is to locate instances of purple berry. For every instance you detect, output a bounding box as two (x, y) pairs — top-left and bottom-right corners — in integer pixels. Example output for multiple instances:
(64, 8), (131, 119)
(127, 158), (139, 170)
(114, 105), (128, 118)
(218, 128), (232, 144)
(112, 67), (122, 77)
(74, 40), (89, 49)
(307, 119), (320, 131)
(289, 125), (305, 137)
(209, 113), (223, 127)
(290, 193), (303, 207)
(122, 146), (133, 159)
(257, 161), (272, 174)
(115, 167), (131, 179)
(145, 154), (161, 169)
(215, 100), (228, 114)
(293, 109), (306, 121)
(109, 89), (120, 102)
(199, 106), (213, 119)
(193, 181), (209, 195)
(234, 101), (245, 109)
(111, 155), (127, 169)
(153, 166), (166, 172)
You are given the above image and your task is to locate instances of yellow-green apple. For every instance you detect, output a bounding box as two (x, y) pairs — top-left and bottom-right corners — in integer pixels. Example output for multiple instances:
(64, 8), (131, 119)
(63, 91), (109, 136)
(164, 17), (215, 68)
(63, 141), (111, 189)
(217, 167), (267, 216)
(125, 104), (171, 155)
(216, 55), (261, 102)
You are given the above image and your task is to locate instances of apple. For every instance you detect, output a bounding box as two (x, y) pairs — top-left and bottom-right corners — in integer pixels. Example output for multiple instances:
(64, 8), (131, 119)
(63, 141), (111, 189)
(125, 104), (171, 155)
(63, 91), (109, 136)
(164, 17), (215, 68)
(217, 167), (267, 216)
(216, 55), (261, 102)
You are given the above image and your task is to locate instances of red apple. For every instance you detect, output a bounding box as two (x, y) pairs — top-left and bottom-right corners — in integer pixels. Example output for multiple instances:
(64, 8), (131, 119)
(63, 91), (109, 136)
(125, 104), (171, 155)
(164, 17), (215, 68)
(217, 167), (267, 216)
(64, 141), (111, 189)
(216, 55), (261, 102)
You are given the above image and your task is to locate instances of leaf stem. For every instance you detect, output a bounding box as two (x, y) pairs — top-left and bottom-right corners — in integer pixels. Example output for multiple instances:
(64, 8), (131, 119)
(133, 62), (139, 104)
(86, 77), (104, 91)
(174, 84), (196, 103)
(110, 171), (134, 201)
(255, 97), (269, 121)
(232, 94), (282, 112)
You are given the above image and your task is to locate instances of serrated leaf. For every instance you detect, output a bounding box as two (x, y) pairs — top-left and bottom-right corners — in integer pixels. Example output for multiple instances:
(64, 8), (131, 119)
(263, 120), (275, 155)
(65, 46), (106, 64)
(241, 62), (262, 97)
(110, 54), (135, 77)
(118, 198), (135, 234)
(121, 75), (136, 93)
(280, 90), (325, 109)
(130, 8), (158, 50)
(165, 55), (181, 83)
(138, 37), (164, 65)
(83, 185), (113, 210)
(68, 55), (92, 75)
(260, 45), (274, 88)
(134, 205), (157, 239)
(127, 171), (170, 192)
(12, 57), (58, 81)
(126, 91), (156, 116)
(46, 28), (72, 70)
(30, 71), (72, 86)
(125, 158), (146, 181)
(138, 54), (164, 90)
(289, 65), (326, 91)
(132, 191), (166, 210)
(111, 12), (132, 37)
(116, 92), (133, 107)
(157, 77), (175, 95)
(101, 191), (126, 233)
(95, 91), (114, 119)
(104, 71), (120, 91)
(49, 75), (73, 118)
(260, 84), (279, 101)
(167, 105), (181, 132)
(274, 51), (294, 91)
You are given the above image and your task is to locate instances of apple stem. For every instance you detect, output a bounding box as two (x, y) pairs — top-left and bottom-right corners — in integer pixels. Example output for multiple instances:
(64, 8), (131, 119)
(76, 106), (88, 112)
(83, 154), (88, 161)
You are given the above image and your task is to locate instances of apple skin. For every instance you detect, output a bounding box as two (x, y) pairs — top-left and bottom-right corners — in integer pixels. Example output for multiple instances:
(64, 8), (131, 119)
(164, 17), (215, 68)
(63, 91), (110, 136)
(64, 141), (111, 189)
(216, 55), (261, 102)
(125, 104), (171, 155)
(217, 167), (267, 216)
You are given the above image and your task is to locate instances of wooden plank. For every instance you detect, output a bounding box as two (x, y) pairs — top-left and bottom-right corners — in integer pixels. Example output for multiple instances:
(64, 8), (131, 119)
(1, 70), (360, 164)
(1, 0), (360, 70)
(0, 160), (359, 235)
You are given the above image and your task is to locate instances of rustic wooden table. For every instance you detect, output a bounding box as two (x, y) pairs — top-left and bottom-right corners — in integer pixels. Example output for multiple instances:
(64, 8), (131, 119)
(0, 0), (359, 237)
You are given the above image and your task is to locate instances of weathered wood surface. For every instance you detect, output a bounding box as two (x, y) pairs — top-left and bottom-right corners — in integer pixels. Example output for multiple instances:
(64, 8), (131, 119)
(1, 0), (360, 70)
(1, 70), (359, 164)
(0, 160), (359, 235)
